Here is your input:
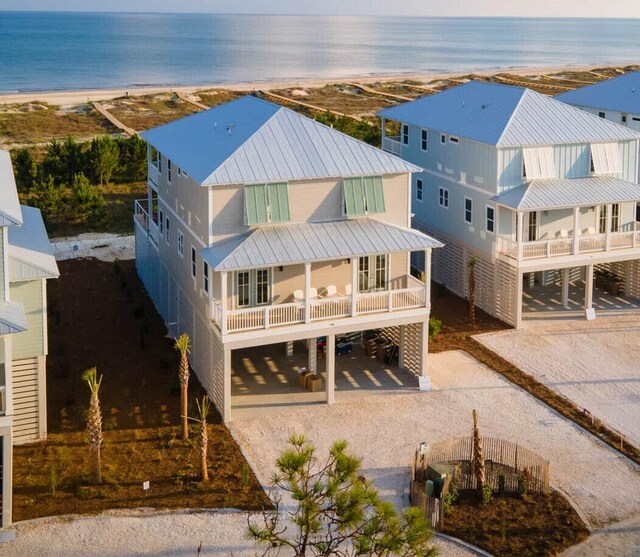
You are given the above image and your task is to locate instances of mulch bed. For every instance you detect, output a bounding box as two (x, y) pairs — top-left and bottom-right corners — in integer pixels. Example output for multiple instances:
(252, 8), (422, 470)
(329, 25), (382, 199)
(12, 258), (271, 521)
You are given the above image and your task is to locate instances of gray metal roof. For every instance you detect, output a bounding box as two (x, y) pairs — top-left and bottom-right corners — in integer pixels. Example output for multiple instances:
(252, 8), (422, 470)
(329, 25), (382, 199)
(0, 300), (27, 335)
(9, 205), (59, 282)
(201, 218), (443, 271)
(492, 176), (640, 211)
(378, 81), (640, 147)
(0, 149), (23, 227)
(142, 95), (420, 186)
(556, 72), (640, 115)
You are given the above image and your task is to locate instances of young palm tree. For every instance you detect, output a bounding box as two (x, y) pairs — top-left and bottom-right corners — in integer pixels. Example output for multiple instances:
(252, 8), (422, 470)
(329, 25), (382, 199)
(174, 333), (191, 440)
(472, 409), (486, 499)
(467, 256), (477, 326)
(82, 367), (104, 484)
(195, 395), (211, 482)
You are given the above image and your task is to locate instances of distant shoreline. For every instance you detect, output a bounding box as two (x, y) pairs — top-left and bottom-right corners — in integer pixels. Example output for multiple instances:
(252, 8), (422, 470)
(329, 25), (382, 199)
(0, 63), (610, 107)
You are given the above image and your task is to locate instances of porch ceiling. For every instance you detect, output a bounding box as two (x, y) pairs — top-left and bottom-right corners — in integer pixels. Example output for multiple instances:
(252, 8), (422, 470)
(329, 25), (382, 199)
(201, 218), (442, 271)
(492, 176), (640, 211)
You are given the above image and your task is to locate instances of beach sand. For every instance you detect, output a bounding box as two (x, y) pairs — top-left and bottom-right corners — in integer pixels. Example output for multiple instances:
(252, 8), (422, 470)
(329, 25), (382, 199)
(0, 64), (601, 107)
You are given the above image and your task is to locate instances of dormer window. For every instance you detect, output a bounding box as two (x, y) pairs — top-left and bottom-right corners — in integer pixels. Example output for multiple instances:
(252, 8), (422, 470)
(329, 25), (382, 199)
(343, 176), (385, 216)
(244, 182), (291, 225)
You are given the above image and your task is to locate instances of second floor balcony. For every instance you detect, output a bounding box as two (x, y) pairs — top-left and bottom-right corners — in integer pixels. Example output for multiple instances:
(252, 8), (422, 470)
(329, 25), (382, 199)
(382, 135), (402, 156)
(134, 199), (159, 246)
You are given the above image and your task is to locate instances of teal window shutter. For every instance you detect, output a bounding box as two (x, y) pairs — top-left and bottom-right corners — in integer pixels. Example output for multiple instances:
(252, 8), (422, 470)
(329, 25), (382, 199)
(267, 182), (290, 223)
(343, 178), (357, 216)
(352, 177), (365, 215)
(245, 184), (269, 225)
(364, 176), (385, 213)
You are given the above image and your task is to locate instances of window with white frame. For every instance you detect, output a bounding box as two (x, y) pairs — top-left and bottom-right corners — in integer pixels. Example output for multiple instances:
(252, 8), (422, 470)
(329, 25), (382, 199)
(358, 254), (388, 292)
(449, 136), (459, 144)
(177, 167), (182, 177)
(598, 111), (606, 118)
(177, 229), (184, 257)
(440, 134), (446, 144)
(522, 147), (556, 180)
(438, 187), (449, 208)
(343, 176), (385, 216)
(590, 143), (622, 174)
(159, 209), (164, 235)
(416, 178), (423, 202)
(421, 129), (428, 151)
(167, 160), (172, 183)
(165, 216), (170, 244)
(244, 182), (291, 225)
(191, 246), (196, 278)
(464, 197), (473, 224)
(402, 124), (409, 145)
(234, 268), (271, 308)
(486, 205), (495, 233)
(203, 261), (209, 293)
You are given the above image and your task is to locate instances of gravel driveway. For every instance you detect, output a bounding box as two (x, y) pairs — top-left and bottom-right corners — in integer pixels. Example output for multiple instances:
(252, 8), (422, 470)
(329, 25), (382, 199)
(476, 314), (640, 447)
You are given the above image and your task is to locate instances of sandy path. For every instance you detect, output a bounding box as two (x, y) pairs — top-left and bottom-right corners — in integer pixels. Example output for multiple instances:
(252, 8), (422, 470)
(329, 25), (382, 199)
(559, 514), (640, 557)
(229, 350), (640, 531)
(52, 233), (135, 262)
(476, 315), (640, 447)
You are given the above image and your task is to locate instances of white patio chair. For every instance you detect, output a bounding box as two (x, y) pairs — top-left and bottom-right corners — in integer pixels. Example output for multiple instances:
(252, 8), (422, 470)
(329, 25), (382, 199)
(293, 289), (304, 302)
(345, 284), (352, 296)
(559, 229), (569, 238)
(310, 287), (319, 299)
(587, 226), (596, 235)
(326, 284), (337, 297)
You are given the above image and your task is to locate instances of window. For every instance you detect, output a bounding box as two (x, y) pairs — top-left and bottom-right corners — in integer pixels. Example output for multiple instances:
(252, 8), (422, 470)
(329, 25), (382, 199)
(633, 117), (640, 122)
(449, 136), (459, 144)
(177, 167), (182, 177)
(177, 229), (184, 257)
(438, 187), (449, 208)
(622, 114), (628, 124)
(590, 143), (622, 174)
(440, 134), (446, 144)
(416, 178), (423, 202)
(421, 129), (428, 151)
(159, 210), (164, 235)
(527, 211), (538, 242)
(464, 197), (473, 224)
(598, 111), (606, 118)
(358, 254), (387, 292)
(191, 246), (196, 278)
(235, 269), (270, 308)
(486, 206), (495, 233)
(522, 147), (556, 180)
(611, 203), (620, 232)
(402, 124), (409, 145)
(203, 261), (209, 293)
(244, 182), (291, 225)
(343, 176), (385, 216)
(167, 160), (172, 183)
(598, 205), (607, 234)
(165, 217), (170, 244)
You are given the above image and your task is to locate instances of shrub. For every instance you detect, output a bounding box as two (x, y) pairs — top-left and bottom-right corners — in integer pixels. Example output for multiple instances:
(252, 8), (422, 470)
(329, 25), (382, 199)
(482, 484), (493, 505)
(429, 317), (442, 340)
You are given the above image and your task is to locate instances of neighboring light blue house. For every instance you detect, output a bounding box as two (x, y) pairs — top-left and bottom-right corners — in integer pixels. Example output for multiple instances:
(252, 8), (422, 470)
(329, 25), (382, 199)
(556, 71), (640, 132)
(134, 95), (441, 422)
(0, 150), (59, 528)
(379, 81), (640, 328)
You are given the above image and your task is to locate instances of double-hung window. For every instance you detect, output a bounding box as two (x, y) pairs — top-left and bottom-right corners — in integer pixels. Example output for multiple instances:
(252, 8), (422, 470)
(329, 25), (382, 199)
(165, 217), (170, 244)
(402, 124), (409, 145)
(438, 187), (449, 208)
(486, 205), (495, 234)
(177, 229), (184, 257)
(464, 197), (473, 224)
(244, 182), (291, 225)
(358, 254), (388, 292)
(601, 204), (620, 233)
(159, 210), (164, 235)
(167, 160), (172, 183)
(191, 246), (196, 278)
(343, 176), (385, 216)
(416, 178), (423, 202)
(420, 129), (428, 151)
(203, 261), (209, 293)
(235, 268), (271, 308)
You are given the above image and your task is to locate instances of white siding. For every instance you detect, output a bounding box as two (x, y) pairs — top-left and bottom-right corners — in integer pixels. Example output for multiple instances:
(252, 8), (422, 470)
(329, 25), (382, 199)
(12, 356), (45, 444)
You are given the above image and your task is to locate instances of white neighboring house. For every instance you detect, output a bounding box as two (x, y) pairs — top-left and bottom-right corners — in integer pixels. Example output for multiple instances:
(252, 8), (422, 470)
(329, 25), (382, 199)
(379, 81), (640, 329)
(134, 95), (441, 422)
(0, 150), (59, 528)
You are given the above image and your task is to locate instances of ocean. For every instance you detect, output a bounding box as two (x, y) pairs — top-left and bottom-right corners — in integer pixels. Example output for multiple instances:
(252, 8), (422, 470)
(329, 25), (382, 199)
(0, 12), (639, 92)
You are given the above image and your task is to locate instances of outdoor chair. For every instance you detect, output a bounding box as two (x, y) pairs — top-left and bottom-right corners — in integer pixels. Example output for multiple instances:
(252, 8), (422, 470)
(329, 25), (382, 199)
(326, 284), (338, 297)
(293, 289), (304, 302)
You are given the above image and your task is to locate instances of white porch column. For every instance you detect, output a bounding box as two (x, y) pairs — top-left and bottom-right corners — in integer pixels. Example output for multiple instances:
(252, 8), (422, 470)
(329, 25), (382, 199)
(398, 325), (406, 369)
(285, 341), (294, 357)
(605, 203), (612, 251)
(307, 338), (317, 373)
(420, 318), (430, 378)
(515, 270), (524, 329)
(424, 249), (431, 308)
(222, 347), (231, 423)
(585, 264), (594, 310)
(561, 268), (570, 309)
(351, 257), (358, 317)
(517, 211), (525, 260)
(220, 271), (228, 335)
(304, 262), (311, 324)
(326, 334), (335, 404)
(573, 207), (580, 254)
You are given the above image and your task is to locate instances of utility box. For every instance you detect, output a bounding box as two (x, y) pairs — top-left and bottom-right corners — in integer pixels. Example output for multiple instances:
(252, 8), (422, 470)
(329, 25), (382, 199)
(427, 461), (456, 499)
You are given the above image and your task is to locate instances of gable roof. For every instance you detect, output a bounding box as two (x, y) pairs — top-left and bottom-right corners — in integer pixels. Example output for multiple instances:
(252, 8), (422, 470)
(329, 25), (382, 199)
(377, 81), (640, 148)
(556, 72), (640, 115)
(0, 149), (23, 227)
(492, 176), (640, 211)
(9, 205), (59, 282)
(201, 218), (442, 271)
(141, 95), (420, 186)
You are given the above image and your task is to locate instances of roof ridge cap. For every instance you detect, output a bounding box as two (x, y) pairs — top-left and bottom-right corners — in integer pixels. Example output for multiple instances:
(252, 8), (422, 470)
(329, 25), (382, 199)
(495, 87), (529, 147)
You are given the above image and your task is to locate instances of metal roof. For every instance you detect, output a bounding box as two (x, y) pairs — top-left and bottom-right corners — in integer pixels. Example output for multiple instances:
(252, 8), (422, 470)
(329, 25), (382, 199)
(378, 81), (640, 147)
(0, 300), (27, 335)
(9, 205), (59, 282)
(0, 149), (23, 227)
(141, 95), (420, 186)
(201, 218), (442, 271)
(556, 72), (640, 115)
(492, 176), (640, 211)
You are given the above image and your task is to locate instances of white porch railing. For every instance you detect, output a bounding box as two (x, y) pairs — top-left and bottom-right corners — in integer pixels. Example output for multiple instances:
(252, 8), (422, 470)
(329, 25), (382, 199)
(134, 199), (159, 245)
(211, 282), (427, 333)
(382, 136), (402, 156)
(497, 225), (640, 261)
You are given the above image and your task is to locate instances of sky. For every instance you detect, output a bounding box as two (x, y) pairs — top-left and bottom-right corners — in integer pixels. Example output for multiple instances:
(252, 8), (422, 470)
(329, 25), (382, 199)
(1, 0), (640, 18)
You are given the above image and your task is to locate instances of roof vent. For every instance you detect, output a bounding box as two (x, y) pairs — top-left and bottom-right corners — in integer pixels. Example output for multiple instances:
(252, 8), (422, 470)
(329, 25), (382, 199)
(481, 103), (488, 109)
(214, 121), (218, 128)
(226, 125), (234, 136)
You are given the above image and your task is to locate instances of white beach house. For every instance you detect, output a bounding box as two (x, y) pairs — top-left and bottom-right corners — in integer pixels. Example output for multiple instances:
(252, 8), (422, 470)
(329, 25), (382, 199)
(134, 95), (440, 422)
(0, 150), (59, 528)
(379, 81), (640, 328)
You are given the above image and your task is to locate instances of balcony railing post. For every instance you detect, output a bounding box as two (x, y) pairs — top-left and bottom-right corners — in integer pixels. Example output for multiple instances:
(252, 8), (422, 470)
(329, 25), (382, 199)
(351, 258), (358, 317)
(220, 271), (228, 335)
(388, 289), (393, 312)
(264, 306), (270, 329)
(517, 211), (524, 260)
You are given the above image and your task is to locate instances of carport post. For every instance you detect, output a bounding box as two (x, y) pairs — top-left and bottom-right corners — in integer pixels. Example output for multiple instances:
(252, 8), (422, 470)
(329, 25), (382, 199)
(307, 338), (317, 373)
(424, 249), (431, 307)
(515, 269), (523, 329)
(420, 318), (429, 377)
(398, 325), (406, 369)
(561, 268), (570, 309)
(220, 271), (228, 334)
(326, 334), (335, 404)
(223, 347), (231, 422)
(305, 262), (311, 323)
(573, 207), (580, 254)
(351, 258), (358, 317)
(585, 264), (594, 309)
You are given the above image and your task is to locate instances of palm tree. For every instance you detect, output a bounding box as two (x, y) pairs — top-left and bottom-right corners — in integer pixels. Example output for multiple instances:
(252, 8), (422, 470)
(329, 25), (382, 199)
(82, 367), (104, 484)
(174, 333), (191, 440)
(195, 396), (211, 482)
(467, 256), (477, 326)
(472, 409), (486, 499)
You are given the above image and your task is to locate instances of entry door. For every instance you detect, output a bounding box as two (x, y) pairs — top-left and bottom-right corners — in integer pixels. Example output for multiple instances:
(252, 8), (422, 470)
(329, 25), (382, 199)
(235, 269), (271, 308)
(358, 255), (388, 292)
(527, 212), (538, 242)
